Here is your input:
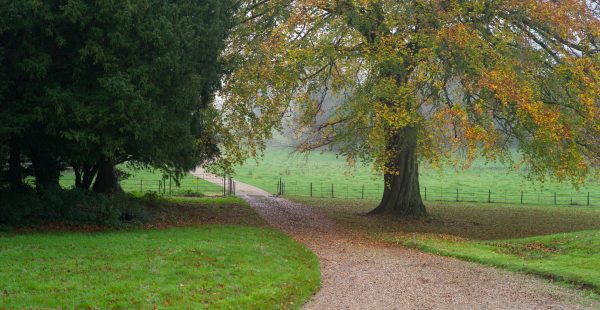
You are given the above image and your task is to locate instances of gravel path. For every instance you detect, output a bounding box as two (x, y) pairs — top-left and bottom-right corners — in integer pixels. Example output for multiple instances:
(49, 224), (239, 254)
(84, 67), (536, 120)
(192, 169), (598, 309)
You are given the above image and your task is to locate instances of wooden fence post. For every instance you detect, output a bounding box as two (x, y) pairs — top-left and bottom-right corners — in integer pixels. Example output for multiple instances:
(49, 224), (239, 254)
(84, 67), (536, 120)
(521, 191), (523, 204)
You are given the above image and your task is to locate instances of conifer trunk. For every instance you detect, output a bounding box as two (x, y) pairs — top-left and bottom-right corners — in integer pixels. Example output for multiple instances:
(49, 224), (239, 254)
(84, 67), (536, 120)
(369, 126), (426, 217)
(30, 146), (61, 193)
(8, 136), (22, 189)
(92, 159), (122, 194)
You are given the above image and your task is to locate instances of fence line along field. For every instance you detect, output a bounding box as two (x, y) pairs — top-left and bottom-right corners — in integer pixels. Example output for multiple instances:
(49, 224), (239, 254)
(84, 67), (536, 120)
(233, 147), (600, 207)
(60, 167), (227, 197)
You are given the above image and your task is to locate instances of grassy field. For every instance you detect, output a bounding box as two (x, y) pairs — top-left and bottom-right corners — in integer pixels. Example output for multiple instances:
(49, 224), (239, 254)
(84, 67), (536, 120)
(294, 197), (600, 295)
(0, 197), (320, 309)
(60, 166), (225, 197)
(234, 147), (600, 206)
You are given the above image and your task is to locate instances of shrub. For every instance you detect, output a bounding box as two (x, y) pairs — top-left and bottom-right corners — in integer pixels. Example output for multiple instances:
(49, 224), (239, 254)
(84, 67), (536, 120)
(59, 189), (122, 226)
(0, 187), (154, 227)
(181, 190), (205, 198)
(0, 186), (44, 225)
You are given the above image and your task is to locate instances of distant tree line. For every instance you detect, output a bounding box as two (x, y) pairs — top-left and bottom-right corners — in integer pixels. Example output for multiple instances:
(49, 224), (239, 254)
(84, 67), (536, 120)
(0, 0), (234, 224)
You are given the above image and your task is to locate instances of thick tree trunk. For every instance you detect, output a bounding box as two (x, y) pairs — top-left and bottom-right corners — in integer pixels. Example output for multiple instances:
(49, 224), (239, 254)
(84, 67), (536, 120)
(8, 136), (23, 189)
(30, 147), (61, 193)
(369, 126), (426, 217)
(92, 159), (122, 194)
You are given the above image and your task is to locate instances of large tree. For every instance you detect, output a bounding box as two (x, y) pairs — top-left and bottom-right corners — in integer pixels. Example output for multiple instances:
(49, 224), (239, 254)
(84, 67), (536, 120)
(0, 0), (232, 193)
(219, 0), (600, 216)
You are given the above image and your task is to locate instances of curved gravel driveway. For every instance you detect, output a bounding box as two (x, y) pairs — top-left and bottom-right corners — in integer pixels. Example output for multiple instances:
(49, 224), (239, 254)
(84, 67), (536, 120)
(193, 169), (598, 309)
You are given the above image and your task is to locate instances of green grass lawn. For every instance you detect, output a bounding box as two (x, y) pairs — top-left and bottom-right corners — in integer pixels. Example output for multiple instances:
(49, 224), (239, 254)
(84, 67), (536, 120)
(408, 230), (600, 294)
(294, 197), (600, 295)
(0, 197), (320, 309)
(234, 146), (600, 206)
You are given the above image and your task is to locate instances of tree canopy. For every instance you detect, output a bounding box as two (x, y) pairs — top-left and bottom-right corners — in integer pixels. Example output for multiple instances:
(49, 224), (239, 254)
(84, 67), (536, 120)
(219, 0), (600, 216)
(0, 0), (234, 194)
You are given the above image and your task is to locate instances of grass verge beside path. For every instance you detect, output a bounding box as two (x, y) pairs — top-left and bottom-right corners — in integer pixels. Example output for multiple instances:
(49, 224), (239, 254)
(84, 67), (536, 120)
(0, 197), (320, 309)
(406, 230), (600, 294)
(293, 197), (600, 295)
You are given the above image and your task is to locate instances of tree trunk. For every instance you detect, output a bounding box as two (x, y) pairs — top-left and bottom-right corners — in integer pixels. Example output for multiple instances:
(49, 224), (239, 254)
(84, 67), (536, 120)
(72, 162), (83, 189)
(72, 162), (99, 190)
(30, 147), (61, 193)
(8, 136), (23, 189)
(369, 126), (426, 217)
(81, 163), (98, 190)
(92, 159), (122, 194)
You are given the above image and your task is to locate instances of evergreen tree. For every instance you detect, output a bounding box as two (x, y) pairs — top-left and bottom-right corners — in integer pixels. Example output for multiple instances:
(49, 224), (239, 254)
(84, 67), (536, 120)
(0, 0), (234, 193)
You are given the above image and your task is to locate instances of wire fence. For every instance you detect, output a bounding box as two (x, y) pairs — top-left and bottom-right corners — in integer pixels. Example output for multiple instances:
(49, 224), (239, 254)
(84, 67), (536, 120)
(83, 170), (598, 207)
(273, 178), (600, 207)
(61, 173), (237, 197)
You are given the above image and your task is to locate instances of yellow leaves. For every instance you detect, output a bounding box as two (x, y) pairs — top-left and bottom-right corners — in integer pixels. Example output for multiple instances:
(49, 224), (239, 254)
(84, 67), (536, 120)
(375, 102), (412, 130)
(220, 0), (600, 186)
(438, 24), (474, 49)
(479, 67), (569, 142)
(559, 57), (600, 130)
(370, 77), (423, 132)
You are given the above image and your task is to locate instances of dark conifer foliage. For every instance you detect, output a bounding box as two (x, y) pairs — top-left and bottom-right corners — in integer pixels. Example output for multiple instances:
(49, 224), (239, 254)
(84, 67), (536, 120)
(0, 0), (234, 222)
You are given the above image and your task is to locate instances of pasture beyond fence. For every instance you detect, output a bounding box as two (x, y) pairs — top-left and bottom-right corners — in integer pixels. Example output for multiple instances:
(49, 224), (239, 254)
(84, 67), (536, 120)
(60, 173), (237, 197)
(275, 178), (600, 207)
(59, 170), (600, 207)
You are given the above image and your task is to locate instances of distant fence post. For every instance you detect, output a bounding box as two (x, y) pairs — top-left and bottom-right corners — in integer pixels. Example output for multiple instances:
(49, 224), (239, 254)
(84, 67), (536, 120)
(554, 192), (557, 205)
(310, 182), (313, 197)
(424, 187), (427, 201)
(456, 188), (459, 202)
(223, 175), (226, 196)
(488, 189), (491, 203)
(140, 179), (143, 193)
(331, 184), (334, 198)
(588, 192), (591, 206)
(158, 180), (161, 193)
(362, 185), (365, 199)
(520, 191), (523, 204)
